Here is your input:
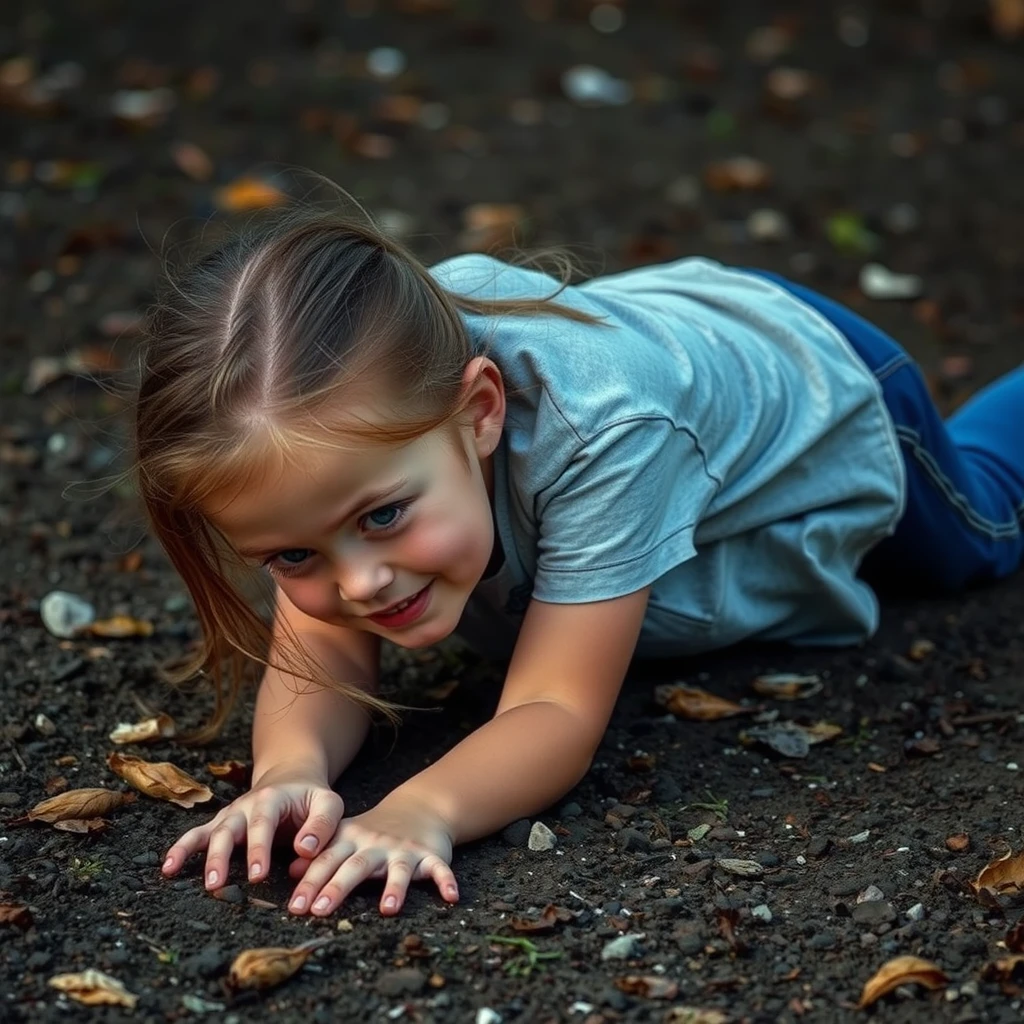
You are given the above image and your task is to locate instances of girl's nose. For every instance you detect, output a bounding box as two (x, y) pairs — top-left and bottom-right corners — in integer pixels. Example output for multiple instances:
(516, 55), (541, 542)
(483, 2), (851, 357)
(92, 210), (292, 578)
(334, 556), (395, 605)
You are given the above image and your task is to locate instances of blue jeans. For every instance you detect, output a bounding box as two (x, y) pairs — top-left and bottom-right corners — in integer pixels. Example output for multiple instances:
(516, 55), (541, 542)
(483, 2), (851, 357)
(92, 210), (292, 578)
(750, 270), (1024, 593)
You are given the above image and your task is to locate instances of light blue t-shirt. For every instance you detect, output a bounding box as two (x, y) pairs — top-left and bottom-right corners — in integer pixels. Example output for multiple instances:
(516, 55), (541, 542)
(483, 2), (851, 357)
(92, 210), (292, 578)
(429, 254), (906, 660)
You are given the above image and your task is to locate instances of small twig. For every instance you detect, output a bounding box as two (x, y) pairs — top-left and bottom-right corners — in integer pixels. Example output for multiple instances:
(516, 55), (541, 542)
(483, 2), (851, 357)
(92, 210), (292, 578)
(949, 712), (1020, 727)
(6, 742), (27, 772)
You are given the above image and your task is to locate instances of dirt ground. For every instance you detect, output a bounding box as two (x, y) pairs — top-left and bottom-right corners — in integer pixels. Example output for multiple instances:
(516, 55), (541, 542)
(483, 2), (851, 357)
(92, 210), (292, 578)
(3, 1), (1024, 1021)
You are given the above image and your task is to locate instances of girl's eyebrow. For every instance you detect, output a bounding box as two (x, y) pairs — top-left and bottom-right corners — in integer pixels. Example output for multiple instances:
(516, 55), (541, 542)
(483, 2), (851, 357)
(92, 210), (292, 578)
(236, 477), (411, 558)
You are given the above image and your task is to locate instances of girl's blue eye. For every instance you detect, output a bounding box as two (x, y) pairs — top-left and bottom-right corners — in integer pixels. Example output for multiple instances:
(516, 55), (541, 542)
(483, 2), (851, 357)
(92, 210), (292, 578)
(279, 549), (312, 565)
(361, 500), (412, 533)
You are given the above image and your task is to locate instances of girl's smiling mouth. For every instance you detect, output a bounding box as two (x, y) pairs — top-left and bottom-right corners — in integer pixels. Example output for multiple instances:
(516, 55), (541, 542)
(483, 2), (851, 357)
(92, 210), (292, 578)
(367, 581), (433, 627)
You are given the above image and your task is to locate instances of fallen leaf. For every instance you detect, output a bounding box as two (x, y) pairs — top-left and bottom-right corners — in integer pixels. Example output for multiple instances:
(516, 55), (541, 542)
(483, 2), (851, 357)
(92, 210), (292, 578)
(53, 818), (109, 833)
(654, 684), (748, 721)
(214, 177), (287, 212)
(207, 760), (250, 787)
(614, 975), (680, 999)
(109, 713), (176, 744)
(858, 955), (948, 1007)
(106, 752), (213, 808)
(89, 615), (154, 638)
(0, 904), (32, 928)
(10, 787), (135, 825)
(509, 903), (574, 934)
(48, 969), (139, 1008)
(867, 762), (887, 773)
(227, 937), (334, 991)
(974, 847), (1024, 900)
(752, 673), (822, 700)
(945, 833), (970, 853)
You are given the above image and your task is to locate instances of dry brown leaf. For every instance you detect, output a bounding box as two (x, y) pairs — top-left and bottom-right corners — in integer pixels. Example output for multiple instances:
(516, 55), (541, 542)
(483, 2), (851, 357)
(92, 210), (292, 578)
(10, 787), (135, 825)
(703, 156), (772, 192)
(974, 847), (1024, 898)
(614, 975), (680, 999)
(106, 752), (213, 808)
(946, 832), (970, 853)
(89, 615), (154, 638)
(858, 955), (948, 1007)
(48, 968), (139, 1008)
(508, 903), (574, 934)
(752, 673), (823, 700)
(0, 904), (32, 928)
(655, 683), (748, 721)
(804, 721), (843, 744)
(227, 937), (334, 991)
(109, 713), (177, 744)
(214, 177), (287, 212)
(53, 817), (109, 833)
(207, 760), (250, 787)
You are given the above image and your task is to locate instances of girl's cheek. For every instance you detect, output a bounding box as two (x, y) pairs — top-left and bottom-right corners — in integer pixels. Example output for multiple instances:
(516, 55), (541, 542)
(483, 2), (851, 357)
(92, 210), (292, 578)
(281, 581), (338, 623)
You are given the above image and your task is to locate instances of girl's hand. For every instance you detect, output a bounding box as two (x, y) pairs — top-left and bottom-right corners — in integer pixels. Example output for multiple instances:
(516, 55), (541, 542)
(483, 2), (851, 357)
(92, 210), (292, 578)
(284, 791), (458, 917)
(160, 763), (345, 891)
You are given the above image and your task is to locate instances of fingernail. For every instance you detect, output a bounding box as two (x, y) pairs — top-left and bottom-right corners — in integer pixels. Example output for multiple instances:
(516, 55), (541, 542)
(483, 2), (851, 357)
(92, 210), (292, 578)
(312, 896), (330, 912)
(162, 857), (173, 872)
(249, 863), (261, 879)
(291, 895), (307, 912)
(206, 870), (218, 887)
(299, 835), (318, 853)
(383, 895), (397, 910)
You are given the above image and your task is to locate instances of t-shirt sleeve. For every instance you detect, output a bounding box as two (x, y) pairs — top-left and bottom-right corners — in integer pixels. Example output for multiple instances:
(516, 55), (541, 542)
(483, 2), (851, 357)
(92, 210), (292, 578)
(532, 417), (720, 603)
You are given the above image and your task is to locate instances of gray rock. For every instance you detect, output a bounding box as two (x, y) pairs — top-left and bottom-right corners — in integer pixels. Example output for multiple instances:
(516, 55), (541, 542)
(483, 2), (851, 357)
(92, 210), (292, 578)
(181, 945), (226, 979)
(528, 821), (557, 851)
(906, 902), (926, 922)
(851, 901), (897, 927)
(807, 931), (837, 950)
(132, 851), (161, 867)
(0, 791), (23, 807)
(377, 968), (426, 997)
(213, 884), (245, 904)
(559, 801), (582, 819)
(600, 934), (643, 961)
(617, 828), (652, 853)
(806, 836), (832, 859)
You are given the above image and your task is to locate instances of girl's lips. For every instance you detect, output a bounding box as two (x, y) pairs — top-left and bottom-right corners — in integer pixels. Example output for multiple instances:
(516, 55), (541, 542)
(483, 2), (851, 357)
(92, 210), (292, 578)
(367, 582), (433, 627)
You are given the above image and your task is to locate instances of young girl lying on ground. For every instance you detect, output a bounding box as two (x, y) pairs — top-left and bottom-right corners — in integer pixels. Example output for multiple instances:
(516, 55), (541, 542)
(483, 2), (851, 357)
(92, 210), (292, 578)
(137, 206), (1024, 918)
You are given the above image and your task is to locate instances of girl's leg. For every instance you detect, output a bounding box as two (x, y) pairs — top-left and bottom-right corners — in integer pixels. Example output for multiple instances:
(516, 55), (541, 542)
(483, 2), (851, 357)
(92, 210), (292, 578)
(747, 269), (1024, 593)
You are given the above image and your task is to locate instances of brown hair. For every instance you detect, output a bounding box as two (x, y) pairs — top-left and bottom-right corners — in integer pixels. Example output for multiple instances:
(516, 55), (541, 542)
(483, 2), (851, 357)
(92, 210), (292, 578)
(130, 202), (603, 743)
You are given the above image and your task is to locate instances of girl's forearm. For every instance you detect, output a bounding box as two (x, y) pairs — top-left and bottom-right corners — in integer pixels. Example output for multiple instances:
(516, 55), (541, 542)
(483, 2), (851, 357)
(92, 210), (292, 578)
(251, 642), (374, 786)
(389, 701), (598, 844)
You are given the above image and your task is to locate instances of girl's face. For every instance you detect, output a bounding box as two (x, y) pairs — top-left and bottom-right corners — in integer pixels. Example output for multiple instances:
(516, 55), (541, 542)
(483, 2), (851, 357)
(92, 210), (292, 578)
(206, 358), (505, 649)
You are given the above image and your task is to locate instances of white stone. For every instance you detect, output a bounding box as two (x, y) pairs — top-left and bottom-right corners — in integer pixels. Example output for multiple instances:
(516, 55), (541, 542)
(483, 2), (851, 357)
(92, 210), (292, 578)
(906, 903), (926, 921)
(476, 1010), (502, 1024)
(848, 830), (871, 844)
(751, 904), (773, 923)
(601, 934), (644, 960)
(528, 821), (557, 851)
(859, 262), (923, 300)
(716, 858), (764, 878)
(857, 884), (885, 903)
(40, 590), (95, 638)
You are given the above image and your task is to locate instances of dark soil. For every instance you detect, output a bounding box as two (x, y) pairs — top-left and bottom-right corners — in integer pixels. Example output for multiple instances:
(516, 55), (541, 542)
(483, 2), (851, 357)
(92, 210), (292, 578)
(3, 1), (1024, 1021)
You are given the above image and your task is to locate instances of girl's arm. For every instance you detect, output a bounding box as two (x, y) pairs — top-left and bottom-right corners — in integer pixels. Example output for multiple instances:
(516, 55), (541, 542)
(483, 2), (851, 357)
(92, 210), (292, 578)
(384, 586), (651, 842)
(252, 587), (381, 786)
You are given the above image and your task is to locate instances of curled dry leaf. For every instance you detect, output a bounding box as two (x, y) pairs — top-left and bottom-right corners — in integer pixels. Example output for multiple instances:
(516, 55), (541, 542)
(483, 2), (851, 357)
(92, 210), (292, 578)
(654, 683), (748, 721)
(109, 713), (176, 744)
(509, 903), (575, 934)
(752, 673), (822, 700)
(983, 955), (1024, 983)
(974, 847), (1024, 899)
(207, 760), (250, 787)
(48, 968), (139, 1008)
(89, 615), (154, 638)
(614, 975), (680, 999)
(227, 937), (334, 991)
(106, 752), (213, 808)
(664, 1010), (728, 1024)
(0, 904), (32, 928)
(858, 955), (948, 1007)
(10, 787), (135, 825)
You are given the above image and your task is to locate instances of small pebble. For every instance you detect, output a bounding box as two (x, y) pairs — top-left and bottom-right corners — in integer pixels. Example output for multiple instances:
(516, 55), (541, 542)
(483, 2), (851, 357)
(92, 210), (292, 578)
(527, 821), (557, 852)
(0, 792), (23, 807)
(562, 64), (632, 106)
(751, 904), (773, 923)
(501, 819), (531, 848)
(859, 263), (923, 301)
(848, 830), (871, 844)
(366, 47), (406, 80)
(906, 903), (926, 922)
(601, 934), (644, 961)
(857, 884), (885, 903)
(476, 1010), (502, 1024)
(39, 590), (95, 638)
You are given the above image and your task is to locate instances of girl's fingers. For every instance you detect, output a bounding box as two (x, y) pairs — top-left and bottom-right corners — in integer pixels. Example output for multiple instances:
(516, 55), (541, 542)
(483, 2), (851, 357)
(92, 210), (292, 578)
(293, 790), (345, 860)
(308, 848), (388, 917)
(426, 857), (460, 904)
(162, 823), (215, 875)
(379, 858), (415, 915)
(287, 839), (361, 914)
(203, 814), (247, 889)
(245, 799), (287, 883)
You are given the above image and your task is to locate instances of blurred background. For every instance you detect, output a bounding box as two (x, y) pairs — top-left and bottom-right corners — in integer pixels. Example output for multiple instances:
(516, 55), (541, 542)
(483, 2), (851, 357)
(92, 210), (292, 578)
(1, 0), (1023, 613)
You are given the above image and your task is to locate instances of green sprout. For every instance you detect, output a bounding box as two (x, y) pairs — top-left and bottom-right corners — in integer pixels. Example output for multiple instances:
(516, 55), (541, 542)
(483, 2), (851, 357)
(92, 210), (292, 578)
(485, 936), (563, 977)
(684, 789), (729, 821)
(68, 857), (104, 881)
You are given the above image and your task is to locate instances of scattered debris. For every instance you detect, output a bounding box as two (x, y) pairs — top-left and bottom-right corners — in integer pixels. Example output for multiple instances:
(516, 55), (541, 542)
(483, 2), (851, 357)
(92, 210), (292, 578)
(858, 956), (948, 1007)
(740, 720), (842, 758)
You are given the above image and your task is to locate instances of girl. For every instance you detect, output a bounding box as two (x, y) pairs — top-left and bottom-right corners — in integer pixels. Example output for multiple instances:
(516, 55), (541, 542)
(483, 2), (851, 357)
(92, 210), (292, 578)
(139, 207), (1024, 919)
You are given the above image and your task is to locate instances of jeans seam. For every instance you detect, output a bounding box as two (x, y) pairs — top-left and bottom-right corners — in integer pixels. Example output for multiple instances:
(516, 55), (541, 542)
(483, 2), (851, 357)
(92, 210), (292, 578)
(874, 354), (913, 382)
(896, 425), (1024, 540)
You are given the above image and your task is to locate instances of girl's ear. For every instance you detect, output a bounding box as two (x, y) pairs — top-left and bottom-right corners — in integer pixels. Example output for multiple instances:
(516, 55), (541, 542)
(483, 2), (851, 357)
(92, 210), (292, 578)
(460, 356), (505, 459)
